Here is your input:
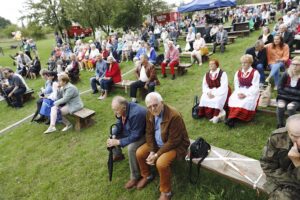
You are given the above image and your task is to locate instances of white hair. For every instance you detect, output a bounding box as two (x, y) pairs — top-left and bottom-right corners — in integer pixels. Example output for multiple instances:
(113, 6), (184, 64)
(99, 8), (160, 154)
(145, 92), (163, 106)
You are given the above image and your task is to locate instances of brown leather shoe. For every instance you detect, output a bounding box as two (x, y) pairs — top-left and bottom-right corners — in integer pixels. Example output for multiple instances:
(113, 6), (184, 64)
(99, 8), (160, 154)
(136, 177), (151, 189)
(124, 179), (138, 189)
(113, 154), (125, 162)
(159, 192), (172, 200)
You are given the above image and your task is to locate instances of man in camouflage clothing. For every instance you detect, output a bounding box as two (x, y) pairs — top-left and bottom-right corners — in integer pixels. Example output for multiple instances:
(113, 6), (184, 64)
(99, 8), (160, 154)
(260, 114), (300, 200)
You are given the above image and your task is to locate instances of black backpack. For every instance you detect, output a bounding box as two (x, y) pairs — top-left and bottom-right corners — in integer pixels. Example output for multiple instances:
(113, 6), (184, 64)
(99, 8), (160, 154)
(188, 137), (211, 184)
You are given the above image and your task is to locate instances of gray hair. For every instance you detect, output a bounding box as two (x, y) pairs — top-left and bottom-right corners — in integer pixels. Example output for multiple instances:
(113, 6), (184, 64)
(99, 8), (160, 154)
(112, 96), (128, 109)
(140, 54), (149, 60)
(145, 92), (163, 106)
(254, 40), (264, 48)
(286, 114), (300, 130)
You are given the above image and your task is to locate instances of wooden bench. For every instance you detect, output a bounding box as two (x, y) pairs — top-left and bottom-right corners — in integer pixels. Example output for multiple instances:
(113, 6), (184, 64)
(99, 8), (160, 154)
(180, 51), (213, 64)
(155, 63), (193, 76)
(228, 36), (238, 44)
(189, 140), (267, 193)
(228, 30), (250, 37)
(114, 80), (148, 99)
(258, 99), (300, 116)
(114, 80), (135, 94)
(291, 50), (300, 58)
(22, 89), (34, 103)
(72, 108), (95, 131)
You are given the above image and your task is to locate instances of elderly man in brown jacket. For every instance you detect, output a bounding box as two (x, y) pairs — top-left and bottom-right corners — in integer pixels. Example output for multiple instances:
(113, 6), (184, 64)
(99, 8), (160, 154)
(136, 92), (190, 200)
(130, 54), (159, 103)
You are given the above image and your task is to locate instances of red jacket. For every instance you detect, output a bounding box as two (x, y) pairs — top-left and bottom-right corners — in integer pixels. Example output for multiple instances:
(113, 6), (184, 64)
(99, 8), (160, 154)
(105, 62), (122, 83)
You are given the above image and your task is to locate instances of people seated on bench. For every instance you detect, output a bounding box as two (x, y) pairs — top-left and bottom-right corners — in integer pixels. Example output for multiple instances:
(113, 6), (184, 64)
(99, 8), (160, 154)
(133, 40), (146, 67)
(90, 54), (108, 94)
(252, 13), (262, 30)
(1, 68), (27, 108)
(265, 34), (290, 89)
(272, 17), (284, 35)
(98, 56), (122, 100)
(203, 23), (212, 43)
(85, 44), (100, 71)
(191, 33), (206, 66)
(107, 96), (147, 189)
(145, 42), (157, 65)
(258, 26), (274, 45)
(130, 54), (159, 103)
(161, 41), (179, 80)
(260, 114), (300, 200)
(226, 55), (260, 128)
(210, 24), (219, 43)
(198, 59), (229, 123)
(213, 25), (228, 54)
(16, 51), (32, 76)
(185, 27), (195, 51)
(136, 92), (190, 200)
(28, 56), (41, 79)
(65, 53), (80, 83)
(277, 24), (294, 52)
(44, 74), (83, 134)
(276, 56), (300, 128)
(34, 71), (59, 124)
(47, 55), (57, 72)
(245, 40), (267, 85)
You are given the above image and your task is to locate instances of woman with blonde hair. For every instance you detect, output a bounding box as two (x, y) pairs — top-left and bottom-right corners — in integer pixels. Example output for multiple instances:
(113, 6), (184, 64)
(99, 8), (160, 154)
(276, 56), (300, 128)
(226, 54), (260, 127)
(191, 33), (206, 66)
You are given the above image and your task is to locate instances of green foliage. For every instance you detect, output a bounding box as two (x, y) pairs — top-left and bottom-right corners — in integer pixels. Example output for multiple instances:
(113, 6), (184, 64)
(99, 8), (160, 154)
(22, 22), (46, 40)
(0, 16), (11, 29)
(24, 0), (71, 36)
(112, 0), (144, 30)
(0, 24), (19, 38)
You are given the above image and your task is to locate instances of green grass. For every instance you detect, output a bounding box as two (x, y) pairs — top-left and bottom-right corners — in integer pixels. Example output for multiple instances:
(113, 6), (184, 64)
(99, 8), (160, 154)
(0, 28), (273, 199)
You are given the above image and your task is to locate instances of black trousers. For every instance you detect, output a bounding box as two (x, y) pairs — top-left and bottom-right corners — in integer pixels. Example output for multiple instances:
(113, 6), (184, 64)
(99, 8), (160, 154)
(130, 80), (155, 98)
(4, 87), (26, 107)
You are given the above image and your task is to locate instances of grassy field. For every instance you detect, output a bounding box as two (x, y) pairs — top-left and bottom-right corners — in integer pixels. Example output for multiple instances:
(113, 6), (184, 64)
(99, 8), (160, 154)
(0, 27), (275, 200)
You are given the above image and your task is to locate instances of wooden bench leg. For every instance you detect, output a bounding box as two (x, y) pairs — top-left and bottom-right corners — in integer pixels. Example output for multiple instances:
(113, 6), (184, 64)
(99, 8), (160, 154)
(75, 117), (81, 132)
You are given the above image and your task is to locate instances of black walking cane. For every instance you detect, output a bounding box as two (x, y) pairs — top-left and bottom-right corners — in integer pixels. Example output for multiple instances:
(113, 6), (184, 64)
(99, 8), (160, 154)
(107, 124), (116, 182)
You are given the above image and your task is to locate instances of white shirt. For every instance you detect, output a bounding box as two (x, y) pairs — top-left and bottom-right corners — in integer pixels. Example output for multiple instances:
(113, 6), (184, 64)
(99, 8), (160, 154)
(139, 66), (149, 82)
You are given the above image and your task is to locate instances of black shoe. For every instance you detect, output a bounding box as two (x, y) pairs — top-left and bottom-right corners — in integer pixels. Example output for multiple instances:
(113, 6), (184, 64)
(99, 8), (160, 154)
(44, 119), (50, 125)
(162, 74), (167, 78)
(171, 75), (176, 80)
(225, 118), (235, 128)
(34, 116), (46, 123)
(92, 90), (98, 94)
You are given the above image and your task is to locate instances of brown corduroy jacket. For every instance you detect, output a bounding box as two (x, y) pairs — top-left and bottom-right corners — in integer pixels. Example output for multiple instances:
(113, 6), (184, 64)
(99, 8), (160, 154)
(135, 61), (160, 85)
(145, 104), (190, 159)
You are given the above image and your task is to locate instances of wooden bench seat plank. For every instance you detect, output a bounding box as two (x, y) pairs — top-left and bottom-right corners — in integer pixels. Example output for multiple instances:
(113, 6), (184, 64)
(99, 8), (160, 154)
(73, 108), (95, 118)
(190, 140), (266, 193)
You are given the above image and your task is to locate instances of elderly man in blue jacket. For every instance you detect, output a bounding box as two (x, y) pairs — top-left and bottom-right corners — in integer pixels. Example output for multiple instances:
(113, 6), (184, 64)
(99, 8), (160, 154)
(107, 96), (146, 189)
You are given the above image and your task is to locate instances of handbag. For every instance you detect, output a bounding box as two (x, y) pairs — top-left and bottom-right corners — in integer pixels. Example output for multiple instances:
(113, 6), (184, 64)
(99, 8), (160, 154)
(192, 95), (200, 119)
(187, 137), (211, 184)
(258, 83), (271, 107)
(200, 46), (209, 56)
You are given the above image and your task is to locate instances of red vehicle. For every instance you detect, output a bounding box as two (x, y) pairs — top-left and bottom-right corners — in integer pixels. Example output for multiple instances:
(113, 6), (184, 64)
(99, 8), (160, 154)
(67, 26), (93, 38)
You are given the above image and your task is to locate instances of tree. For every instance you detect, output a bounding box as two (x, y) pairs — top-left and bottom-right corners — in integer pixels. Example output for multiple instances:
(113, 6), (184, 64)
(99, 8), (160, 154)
(112, 0), (144, 31)
(24, 0), (71, 37)
(61, 0), (115, 36)
(143, 0), (170, 24)
(0, 16), (11, 29)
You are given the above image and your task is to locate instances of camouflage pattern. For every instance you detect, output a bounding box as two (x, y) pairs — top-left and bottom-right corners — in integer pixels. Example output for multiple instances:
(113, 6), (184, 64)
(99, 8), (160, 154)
(260, 127), (300, 200)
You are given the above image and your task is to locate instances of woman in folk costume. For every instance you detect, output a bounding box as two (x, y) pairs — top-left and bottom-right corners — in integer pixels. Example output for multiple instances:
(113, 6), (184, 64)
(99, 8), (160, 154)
(226, 54), (260, 127)
(198, 59), (229, 123)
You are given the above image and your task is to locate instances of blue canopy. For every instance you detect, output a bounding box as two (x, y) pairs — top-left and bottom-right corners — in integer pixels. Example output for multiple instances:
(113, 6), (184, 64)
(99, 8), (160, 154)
(178, 0), (236, 13)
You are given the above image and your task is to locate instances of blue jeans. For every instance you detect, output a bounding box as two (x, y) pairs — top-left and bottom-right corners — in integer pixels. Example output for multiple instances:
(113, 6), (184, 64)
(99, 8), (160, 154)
(268, 62), (285, 87)
(100, 78), (114, 90)
(90, 77), (100, 92)
(256, 63), (265, 83)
